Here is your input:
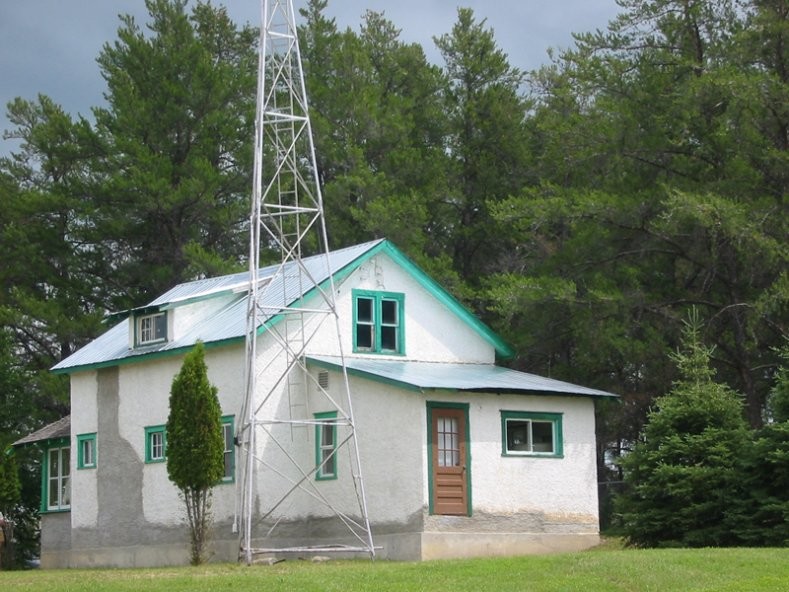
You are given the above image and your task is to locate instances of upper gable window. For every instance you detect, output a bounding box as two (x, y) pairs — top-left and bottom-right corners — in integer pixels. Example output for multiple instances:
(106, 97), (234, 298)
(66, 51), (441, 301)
(136, 312), (167, 346)
(353, 290), (404, 355)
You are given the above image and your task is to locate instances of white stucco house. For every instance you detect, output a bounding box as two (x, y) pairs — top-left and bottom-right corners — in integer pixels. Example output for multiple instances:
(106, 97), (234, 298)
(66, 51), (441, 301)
(15, 239), (615, 568)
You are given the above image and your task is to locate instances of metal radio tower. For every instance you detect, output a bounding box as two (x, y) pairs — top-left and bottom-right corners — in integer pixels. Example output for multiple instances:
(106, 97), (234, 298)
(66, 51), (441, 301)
(237, 0), (375, 564)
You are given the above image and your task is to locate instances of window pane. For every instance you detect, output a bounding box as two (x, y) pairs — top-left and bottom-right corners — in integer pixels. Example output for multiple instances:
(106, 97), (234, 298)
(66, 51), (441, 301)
(531, 421), (554, 453)
(321, 423), (334, 447)
(506, 420), (531, 452)
(356, 324), (373, 349)
(49, 449), (59, 507)
(381, 299), (397, 324)
(82, 439), (94, 466)
(62, 473), (71, 507)
(380, 326), (397, 350)
(437, 417), (459, 467)
(321, 449), (335, 476)
(154, 314), (167, 340)
(356, 297), (373, 323)
(223, 424), (233, 479)
(140, 317), (152, 342)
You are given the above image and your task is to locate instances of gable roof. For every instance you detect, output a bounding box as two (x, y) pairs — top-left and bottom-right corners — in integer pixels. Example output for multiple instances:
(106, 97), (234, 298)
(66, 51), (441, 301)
(308, 356), (616, 398)
(52, 240), (513, 374)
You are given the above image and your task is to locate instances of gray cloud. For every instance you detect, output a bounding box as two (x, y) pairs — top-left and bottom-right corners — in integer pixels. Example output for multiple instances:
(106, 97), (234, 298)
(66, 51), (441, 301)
(0, 0), (619, 154)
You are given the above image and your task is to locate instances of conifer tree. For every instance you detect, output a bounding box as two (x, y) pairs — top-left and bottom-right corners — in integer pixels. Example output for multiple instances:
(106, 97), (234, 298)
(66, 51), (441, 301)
(166, 342), (224, 565)
(616, 312), (749, 547)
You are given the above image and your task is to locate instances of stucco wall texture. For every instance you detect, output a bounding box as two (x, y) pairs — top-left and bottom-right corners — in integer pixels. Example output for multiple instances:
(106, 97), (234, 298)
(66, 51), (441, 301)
(46, 251), (600, 567)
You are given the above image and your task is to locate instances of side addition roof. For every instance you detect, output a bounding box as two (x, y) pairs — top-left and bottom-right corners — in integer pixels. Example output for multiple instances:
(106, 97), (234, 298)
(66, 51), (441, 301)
(307, 356), (617, 398)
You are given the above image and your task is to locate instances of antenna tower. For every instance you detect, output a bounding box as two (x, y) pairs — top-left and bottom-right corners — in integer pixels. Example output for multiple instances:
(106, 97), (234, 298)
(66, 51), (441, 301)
(237, 0), (375, 564)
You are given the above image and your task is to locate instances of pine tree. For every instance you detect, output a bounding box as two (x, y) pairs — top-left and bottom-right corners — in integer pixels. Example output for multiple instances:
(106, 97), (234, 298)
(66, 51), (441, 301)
(166, 342), (224, 565)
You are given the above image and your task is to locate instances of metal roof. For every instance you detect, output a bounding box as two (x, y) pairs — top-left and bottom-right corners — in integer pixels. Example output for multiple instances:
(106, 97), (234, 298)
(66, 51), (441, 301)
(52, 239), (518, 374)
(53, 240), (385, 373)
(13, 415), (71, 446)
(307, 355), (617, 398)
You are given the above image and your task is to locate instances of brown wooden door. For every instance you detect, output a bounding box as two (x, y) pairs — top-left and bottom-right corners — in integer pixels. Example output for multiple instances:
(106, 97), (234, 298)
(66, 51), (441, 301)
(431, 407), (468, 515)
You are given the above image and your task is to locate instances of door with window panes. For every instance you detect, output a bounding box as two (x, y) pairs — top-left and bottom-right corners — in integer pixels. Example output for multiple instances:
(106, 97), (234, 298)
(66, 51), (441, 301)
(430, 407), (468, 515)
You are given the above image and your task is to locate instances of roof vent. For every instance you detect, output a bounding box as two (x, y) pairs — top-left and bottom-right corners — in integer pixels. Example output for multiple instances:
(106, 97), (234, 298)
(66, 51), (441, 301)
(318, 370), (329, 389)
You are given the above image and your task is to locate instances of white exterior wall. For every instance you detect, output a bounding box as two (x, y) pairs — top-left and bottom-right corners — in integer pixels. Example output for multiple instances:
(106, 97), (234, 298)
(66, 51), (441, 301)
(58, 248), (601, 565)
(306, 254), (495, 364)
(68, 342), (246, 536)
(425, 392), (599, 521)
(119, 347), (244, 525)
(70, 371), (99, 530)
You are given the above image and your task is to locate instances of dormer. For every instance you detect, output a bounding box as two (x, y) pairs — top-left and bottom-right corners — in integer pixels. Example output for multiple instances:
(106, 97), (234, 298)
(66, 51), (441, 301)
(128, 307), (171, 349)
(134, 309), (168, 347)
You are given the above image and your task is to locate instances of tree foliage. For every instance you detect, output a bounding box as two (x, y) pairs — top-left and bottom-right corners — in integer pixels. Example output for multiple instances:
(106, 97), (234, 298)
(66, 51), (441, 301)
(91, 0), (257, 305)
(1, 0), (787, 553)
(616, 313), (750, 547)
(166, 342), (224, 565)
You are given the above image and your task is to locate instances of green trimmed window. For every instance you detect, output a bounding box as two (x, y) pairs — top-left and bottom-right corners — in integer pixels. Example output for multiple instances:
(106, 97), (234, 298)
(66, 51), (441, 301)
(352, 290), (404, 354)
(221, 415), (235, 483)
(43, 442), (71, 512)
(315, 411), (338, 480)
(501, 411), (563, 457)
(77, 433), (97, 469)
(145, 425), (167, 463)
(136, 311), (167, 346)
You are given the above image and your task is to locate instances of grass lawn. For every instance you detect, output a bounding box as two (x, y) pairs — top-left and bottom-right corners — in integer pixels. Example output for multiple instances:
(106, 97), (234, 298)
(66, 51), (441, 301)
(1, 545), (787, 591)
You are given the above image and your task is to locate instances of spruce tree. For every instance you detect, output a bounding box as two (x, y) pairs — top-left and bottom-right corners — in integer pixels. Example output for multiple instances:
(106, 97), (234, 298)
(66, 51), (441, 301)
(616, 312), (749, 547)
(166, 342), (224, 565)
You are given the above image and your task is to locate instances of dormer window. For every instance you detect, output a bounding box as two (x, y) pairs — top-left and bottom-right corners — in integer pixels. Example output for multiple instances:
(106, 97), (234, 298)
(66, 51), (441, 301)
(136, 311), (167, 346)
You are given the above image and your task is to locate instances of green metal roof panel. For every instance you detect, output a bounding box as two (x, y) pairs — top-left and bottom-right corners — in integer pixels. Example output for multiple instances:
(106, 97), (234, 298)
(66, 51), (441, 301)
(307, 355), (617, 398)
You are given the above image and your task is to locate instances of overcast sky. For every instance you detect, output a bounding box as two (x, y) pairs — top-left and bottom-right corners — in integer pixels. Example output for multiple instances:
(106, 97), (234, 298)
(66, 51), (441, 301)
(0, 0), (621, 155)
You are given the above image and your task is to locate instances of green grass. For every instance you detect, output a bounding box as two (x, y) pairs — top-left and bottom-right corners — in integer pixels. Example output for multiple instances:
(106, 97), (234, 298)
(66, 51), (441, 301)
(1, 546), (787, 592)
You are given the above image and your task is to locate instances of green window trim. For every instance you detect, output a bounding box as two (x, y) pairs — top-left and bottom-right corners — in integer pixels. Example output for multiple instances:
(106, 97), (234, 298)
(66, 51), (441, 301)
(135, 311), (168, 347)
(221, 415), (235, 484)
(76, 433), (97, 469)
(352, 289), (405, 355)
(501, 411), (563, 458)
(314, 411), (338, 481)
(145, 425), (167, 463)
(40, 438), (71, 513)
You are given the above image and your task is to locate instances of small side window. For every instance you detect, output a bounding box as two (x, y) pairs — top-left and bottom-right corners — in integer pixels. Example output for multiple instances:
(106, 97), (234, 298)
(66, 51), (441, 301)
(315, 411), (338, 480)
(145, 425), (167, 463)
(221, 416), (235, 483)
(501, 411), (563, 458)
(77, 433), (97, 469)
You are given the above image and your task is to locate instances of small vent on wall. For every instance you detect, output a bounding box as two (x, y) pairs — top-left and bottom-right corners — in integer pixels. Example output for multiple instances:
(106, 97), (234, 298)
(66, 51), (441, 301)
(318, 371), (330, 389)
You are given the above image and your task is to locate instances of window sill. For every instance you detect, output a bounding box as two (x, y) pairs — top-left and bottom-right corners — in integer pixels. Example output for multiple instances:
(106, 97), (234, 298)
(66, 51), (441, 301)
(40, 508), (71, 514)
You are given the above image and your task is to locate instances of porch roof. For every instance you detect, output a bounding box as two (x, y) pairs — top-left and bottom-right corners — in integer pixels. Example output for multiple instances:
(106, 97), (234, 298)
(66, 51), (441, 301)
(13, 415), (71, 447)
(307, 356), (617, 398)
